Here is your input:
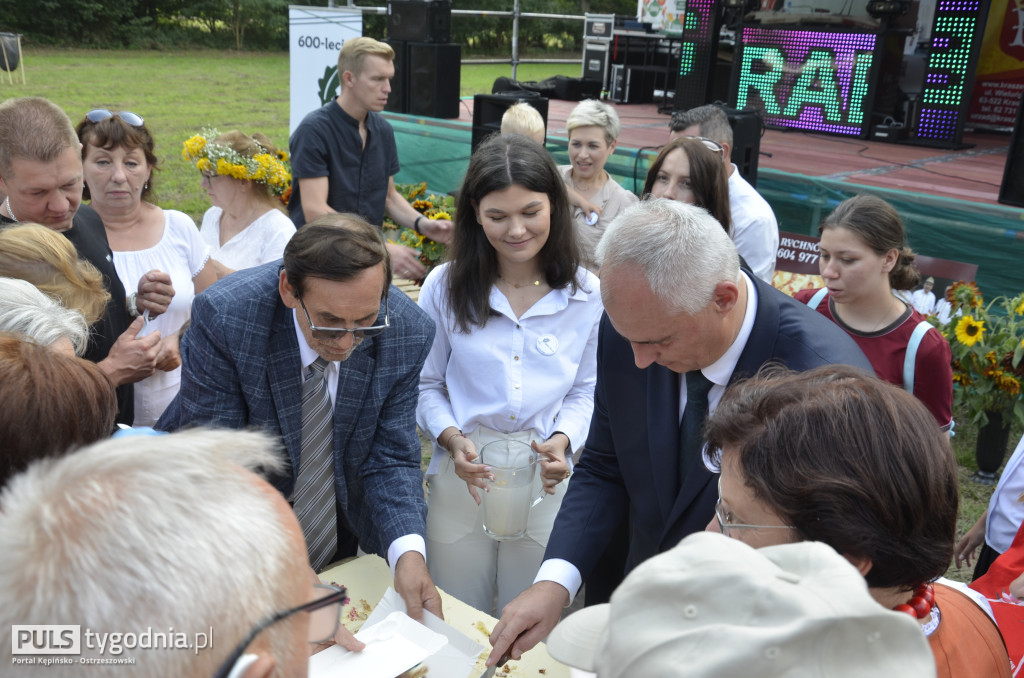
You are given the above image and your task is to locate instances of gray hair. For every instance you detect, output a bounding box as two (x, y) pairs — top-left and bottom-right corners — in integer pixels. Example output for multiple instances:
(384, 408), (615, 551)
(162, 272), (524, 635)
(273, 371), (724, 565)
(0, 97), (79, 179)
(597, 198), (740, 315)
(0, 277), (88, 355)
(0, 429), (303, 678)
(566, 99), (622, 145)
(669, 104), (734, 148)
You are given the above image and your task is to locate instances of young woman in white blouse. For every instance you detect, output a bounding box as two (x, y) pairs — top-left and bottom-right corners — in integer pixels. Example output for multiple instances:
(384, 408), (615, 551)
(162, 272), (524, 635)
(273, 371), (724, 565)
(417, 134), (604, 613)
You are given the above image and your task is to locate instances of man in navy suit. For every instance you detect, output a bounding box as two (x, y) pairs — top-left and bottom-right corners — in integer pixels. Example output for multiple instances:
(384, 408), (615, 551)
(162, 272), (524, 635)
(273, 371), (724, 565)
(157, 214), (440, 620)
(487, 199), (872, 665)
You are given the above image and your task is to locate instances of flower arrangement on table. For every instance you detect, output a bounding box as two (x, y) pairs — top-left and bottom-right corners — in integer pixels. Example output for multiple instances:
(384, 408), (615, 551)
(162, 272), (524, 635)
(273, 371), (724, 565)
(935, 281), (1024, 430)
(181, 128), (292, 205)
(386, 182), (452, 284)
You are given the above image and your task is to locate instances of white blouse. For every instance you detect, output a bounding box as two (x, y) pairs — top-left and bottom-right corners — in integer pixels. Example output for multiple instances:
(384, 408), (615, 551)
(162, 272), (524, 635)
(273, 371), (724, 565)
(417, 263), (603, 475)
(112, 209), (210, 426)
(199, 206), (295, 270)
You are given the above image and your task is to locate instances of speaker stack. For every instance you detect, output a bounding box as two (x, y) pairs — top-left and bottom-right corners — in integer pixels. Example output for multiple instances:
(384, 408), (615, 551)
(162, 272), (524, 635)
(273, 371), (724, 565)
(999, 90), (1024, 207)
(385, 0), (461, 119)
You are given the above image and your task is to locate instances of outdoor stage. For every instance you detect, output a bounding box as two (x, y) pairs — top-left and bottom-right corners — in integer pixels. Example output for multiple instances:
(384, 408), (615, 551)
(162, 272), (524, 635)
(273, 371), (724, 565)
(385, 98), (1024, 297)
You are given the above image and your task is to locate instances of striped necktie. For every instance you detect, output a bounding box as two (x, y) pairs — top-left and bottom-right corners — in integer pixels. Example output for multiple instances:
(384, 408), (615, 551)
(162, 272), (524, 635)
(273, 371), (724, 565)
(292, 357), (337, 571)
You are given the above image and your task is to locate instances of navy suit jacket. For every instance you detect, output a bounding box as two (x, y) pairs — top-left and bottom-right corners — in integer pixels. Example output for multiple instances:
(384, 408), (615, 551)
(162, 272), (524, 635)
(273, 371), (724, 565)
(544, 275), (874, 580)
(157, 262), (435, 557)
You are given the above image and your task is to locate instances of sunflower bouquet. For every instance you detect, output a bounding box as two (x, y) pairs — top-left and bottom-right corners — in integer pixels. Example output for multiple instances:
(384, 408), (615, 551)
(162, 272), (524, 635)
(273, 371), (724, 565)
(385, 182), (453, 284)
(937, 281), (1024, 429)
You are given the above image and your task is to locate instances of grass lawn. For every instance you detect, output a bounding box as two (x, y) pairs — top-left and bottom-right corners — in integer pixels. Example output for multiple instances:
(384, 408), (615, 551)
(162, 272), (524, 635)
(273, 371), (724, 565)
(7, 46), (1012, 583)
(10, 48), (570, 223)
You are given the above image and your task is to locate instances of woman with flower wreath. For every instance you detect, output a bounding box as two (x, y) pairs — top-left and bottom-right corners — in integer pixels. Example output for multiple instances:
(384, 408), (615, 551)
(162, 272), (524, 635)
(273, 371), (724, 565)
(416, 134), (603, 614)
(76, 110), (220, 426)
(794, 194), (953, 430)
(183, 129), (295, 271)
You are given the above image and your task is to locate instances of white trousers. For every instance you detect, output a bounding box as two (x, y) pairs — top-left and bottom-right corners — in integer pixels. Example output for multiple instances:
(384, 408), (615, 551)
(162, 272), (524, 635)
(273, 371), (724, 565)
(425, 427), (567, 615)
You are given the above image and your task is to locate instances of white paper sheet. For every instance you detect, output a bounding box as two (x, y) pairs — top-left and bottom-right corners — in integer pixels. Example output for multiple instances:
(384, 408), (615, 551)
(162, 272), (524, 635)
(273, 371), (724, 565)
(308, 611), (447, 678)
(362, 587), (487, 678)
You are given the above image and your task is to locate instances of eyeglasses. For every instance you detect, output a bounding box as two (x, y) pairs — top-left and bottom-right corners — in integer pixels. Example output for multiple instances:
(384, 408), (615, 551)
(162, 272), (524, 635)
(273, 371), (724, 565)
(714, 478), (794, 537)
(212, 583), (347, 678)
(85, 109), (145, 127)
(680, 136), (725, 157)
(297, 294), (390, 341)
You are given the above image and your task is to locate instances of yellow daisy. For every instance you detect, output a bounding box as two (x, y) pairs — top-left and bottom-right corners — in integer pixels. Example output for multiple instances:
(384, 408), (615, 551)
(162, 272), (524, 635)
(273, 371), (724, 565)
(955, 315), (985, 347)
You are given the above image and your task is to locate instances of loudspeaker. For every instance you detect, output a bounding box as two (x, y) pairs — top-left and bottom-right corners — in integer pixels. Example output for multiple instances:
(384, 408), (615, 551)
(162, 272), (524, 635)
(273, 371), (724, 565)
(408, 43), (461, 119)
(999, 91), (1024, 207)
(387, 0), (451, 43)
(581, 40), (610, 88)
(384, 39), (408, 114)
(472, 92), (549, 151)
(723, 105), (763, 188)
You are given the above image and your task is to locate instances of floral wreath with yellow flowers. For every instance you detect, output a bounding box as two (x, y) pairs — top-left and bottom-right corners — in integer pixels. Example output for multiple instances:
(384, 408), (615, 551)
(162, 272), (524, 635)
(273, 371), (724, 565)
(181, 128), (292, 202)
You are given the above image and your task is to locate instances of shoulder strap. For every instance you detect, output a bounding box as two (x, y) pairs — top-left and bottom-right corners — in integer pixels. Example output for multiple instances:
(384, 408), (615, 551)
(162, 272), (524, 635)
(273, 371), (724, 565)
(903, 321), (934, 394)
(805, 288), (828, 309)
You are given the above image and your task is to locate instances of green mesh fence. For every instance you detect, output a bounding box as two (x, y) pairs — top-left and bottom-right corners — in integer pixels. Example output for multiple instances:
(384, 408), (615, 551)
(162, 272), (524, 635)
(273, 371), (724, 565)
(390, 113), (1024, 299)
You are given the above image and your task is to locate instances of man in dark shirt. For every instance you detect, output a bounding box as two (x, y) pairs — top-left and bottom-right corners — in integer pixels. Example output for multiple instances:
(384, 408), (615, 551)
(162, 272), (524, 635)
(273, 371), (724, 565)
(0, 96), (172, 425)
(288, 37), (452, 281)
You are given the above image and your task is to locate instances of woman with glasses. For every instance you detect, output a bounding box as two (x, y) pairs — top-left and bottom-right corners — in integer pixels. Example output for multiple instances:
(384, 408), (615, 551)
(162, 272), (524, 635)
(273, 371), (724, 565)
(182, 128), (295, 271)
(417, 133), (603, 614)
(76, 109), (220, 426)
(642, 136), (731, 232)
(559, 99), (638, 272)
(704, 364), (1010, 678)
(794, 194), (952, 430)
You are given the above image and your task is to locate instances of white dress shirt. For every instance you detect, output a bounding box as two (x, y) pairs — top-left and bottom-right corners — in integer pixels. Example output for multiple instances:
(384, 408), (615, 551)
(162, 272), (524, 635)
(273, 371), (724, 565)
(729, 166), (779, 284)
(291, 311), (425, 574)
(417, 263), (603, 473)
(535, 271), (760, 600)
(985, 433), (1024, 553)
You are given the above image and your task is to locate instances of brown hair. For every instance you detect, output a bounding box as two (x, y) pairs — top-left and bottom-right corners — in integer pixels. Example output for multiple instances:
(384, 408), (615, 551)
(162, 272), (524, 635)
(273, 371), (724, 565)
(75, 112), (159, 201)
(705, 364), (958, 591)
(0, 224), (110, 326)
(819, 194), (920, 291)
(643, 137), (731, 231)
(449, 133), (583, 332)
(209, 130), (286, 210)
(283, 213), (391, 298)
(0, 333), (116, 487)
(0, 97), (78, 179)
(338, 37), (394, 82)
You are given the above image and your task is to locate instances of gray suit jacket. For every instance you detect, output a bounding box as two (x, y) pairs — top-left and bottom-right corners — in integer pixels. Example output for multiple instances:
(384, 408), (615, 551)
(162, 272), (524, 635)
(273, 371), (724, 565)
(157, 262), (435, 557)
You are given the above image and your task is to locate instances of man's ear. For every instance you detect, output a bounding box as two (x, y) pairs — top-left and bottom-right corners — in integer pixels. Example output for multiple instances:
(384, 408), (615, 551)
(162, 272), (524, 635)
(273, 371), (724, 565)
(712, 280), (740, 315)
(223, 653), (275, 678)
(720, 142), (733, 163)
(279, 270), (298, 310)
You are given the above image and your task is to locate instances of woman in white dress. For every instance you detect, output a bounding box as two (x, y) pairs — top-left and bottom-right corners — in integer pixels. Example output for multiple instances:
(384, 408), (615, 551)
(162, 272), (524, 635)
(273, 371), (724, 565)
(77, 109), (218, 426)
(182, 128), (295, 270)
(559, 99), (638, 272)
(418, 134), (604, 614)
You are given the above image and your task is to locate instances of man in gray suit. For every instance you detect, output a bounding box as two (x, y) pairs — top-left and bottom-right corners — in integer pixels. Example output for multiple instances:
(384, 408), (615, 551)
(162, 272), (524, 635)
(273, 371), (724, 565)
(158, 213), (440, 620)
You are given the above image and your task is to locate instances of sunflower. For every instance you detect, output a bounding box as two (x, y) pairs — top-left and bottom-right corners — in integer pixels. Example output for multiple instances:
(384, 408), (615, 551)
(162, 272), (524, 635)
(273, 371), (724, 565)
(1016, 298), (1024, 316)
(955, 315), (985, 346)
(429, 210), (452, 221)
(998, 373), (1022, 396)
